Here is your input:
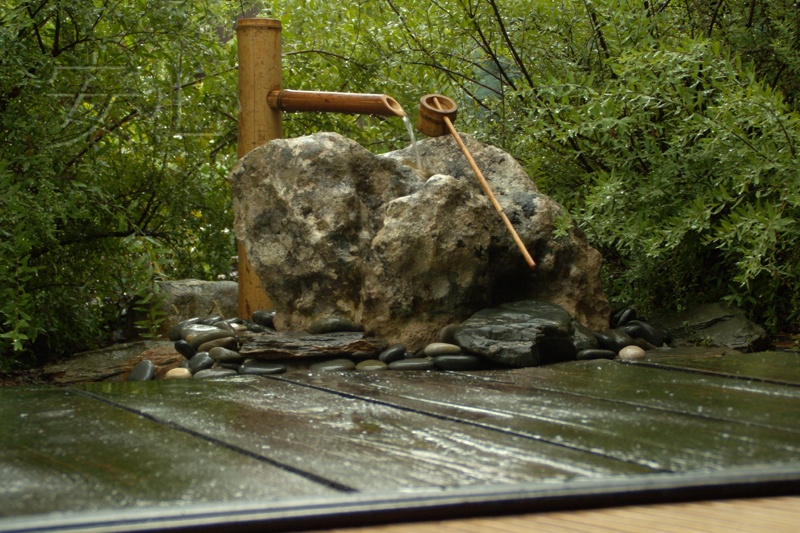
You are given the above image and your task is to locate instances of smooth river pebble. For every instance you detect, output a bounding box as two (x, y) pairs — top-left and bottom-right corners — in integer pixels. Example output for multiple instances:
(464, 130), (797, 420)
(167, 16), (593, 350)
(310, 358), (356, 371)
(424, 342), (461, 356)
(356, 360), (388, 371)
(194, 368), (238, 379)
(239, 361), (287, 376)
(164, 368), (192, 379)
(378, 344), (407, 364)
(389, 358), (435, 371)
(618, 345), (647, 361)
(128, 360), (155, 382)
(433, 354), (481, 370)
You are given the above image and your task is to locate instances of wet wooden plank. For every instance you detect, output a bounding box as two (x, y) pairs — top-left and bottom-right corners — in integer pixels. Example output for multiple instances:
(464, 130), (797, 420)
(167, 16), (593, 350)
(629, 351), (800, 385)
(283, 367), (800, 473)
(0, 387), (336, 519)
(82, 377), (653, 493)
(455, 359), (800, 433)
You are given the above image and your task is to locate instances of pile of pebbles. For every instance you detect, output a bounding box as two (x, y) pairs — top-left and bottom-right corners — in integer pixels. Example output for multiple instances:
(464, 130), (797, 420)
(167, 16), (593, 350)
(127, 306), (669, 382)
(127, 310), (484, 382)
(586, 307), (671, 362)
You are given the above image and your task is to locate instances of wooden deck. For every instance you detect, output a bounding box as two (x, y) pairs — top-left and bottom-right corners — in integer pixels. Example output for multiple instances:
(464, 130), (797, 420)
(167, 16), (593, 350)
(1, 349), (799, 532)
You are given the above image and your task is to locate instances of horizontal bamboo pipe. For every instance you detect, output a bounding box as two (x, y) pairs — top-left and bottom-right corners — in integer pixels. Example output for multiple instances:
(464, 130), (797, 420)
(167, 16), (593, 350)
(268, 89), (406, 117)
(432, 96), (536, 269)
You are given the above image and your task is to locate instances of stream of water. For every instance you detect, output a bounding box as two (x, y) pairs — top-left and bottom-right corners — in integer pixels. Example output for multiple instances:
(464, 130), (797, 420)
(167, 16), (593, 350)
(402, 115), (423, 173)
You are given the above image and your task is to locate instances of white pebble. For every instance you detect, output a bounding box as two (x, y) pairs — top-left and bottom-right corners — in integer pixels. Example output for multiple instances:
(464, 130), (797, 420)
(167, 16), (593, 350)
(618, 345), (646, 360)
(164, 368), (192, 379)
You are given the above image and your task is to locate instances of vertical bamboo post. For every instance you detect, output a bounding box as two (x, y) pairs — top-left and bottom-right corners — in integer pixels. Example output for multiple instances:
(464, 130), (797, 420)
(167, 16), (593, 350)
(236, 18), (282, 318)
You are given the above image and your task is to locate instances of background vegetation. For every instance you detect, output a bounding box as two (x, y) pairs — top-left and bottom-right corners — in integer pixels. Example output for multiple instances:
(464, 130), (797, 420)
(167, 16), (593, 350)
(2, 0), (798, 367)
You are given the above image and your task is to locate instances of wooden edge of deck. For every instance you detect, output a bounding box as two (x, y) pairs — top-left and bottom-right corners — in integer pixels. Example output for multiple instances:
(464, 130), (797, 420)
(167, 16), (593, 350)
(318, 496), (800, 533)
(3, 463), (799, 533)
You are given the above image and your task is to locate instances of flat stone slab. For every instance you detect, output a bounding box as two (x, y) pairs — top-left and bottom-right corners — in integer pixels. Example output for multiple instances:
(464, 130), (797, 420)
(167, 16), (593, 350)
(42, 340), (174, 384)
(239, 332), (387, 359)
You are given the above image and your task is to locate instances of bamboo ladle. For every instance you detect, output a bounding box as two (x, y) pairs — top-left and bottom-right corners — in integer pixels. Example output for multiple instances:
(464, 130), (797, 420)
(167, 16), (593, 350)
(417, 94), (536, 269)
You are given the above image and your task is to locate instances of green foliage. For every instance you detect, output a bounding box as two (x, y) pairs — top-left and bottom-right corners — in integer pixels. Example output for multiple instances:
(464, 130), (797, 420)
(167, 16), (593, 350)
(318, 0), (800, 331)
(0, 0), (245, 367)
(3, 0), (800, 369)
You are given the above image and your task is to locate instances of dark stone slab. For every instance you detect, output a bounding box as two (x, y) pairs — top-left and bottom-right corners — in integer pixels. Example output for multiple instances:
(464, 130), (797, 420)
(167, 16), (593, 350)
(650, 302), (768, 351)
(454, 300), (577, 367)
(42, 340), (171, 384)
(240, 332), (387, 360)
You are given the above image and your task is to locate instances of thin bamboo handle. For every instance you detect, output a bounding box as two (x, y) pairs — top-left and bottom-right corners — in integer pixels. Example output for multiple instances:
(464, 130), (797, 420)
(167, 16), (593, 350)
(433, 97), (536, 269)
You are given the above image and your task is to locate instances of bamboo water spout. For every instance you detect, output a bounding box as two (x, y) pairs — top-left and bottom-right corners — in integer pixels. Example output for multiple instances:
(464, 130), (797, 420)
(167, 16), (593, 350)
(268, 89), (406, 117)
(235, 18), (410, 318)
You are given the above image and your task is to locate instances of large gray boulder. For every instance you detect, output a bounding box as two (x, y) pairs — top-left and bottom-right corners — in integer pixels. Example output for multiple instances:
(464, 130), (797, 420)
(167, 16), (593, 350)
(228, 132), (608, 349)
(156, 279), (239, 335)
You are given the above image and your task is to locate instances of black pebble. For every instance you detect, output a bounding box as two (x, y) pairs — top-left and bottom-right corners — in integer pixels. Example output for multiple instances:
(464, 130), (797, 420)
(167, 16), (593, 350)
(128, 360), (155, 382)
(309, 317), (364, 334)
(389, 358), (435, 370)
(611, 308), (637, 328)
(174, 340), (197, 359)
(576, 349), (617, 361)
(188, 352), (214, 374)
(239, 361), (287, 375)
(378, 344), (407, 364)
(251, 309), (277, 328)
(169, 317), (199, 341)
(433, 354), (482, 370)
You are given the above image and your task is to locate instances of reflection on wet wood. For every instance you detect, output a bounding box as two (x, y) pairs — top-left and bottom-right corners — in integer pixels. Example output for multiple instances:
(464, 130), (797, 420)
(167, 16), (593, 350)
(4, 349), (800, 525)
(634, 352), (800, 385)
(456, 360), (800, 433)
(0, 387), (336, 517)
(82, 378), (650, 492)
(284, 364), (800, 473)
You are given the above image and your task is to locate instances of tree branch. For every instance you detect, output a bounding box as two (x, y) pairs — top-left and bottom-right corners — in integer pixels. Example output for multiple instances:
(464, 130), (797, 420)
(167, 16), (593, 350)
(746, 0), (757, 29)
(708, 0), (725, 37)
(486, 0), (534, 87)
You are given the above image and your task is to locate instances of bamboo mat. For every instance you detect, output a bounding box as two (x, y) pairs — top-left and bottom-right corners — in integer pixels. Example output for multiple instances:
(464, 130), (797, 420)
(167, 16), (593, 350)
(317, 496), (800, 533)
